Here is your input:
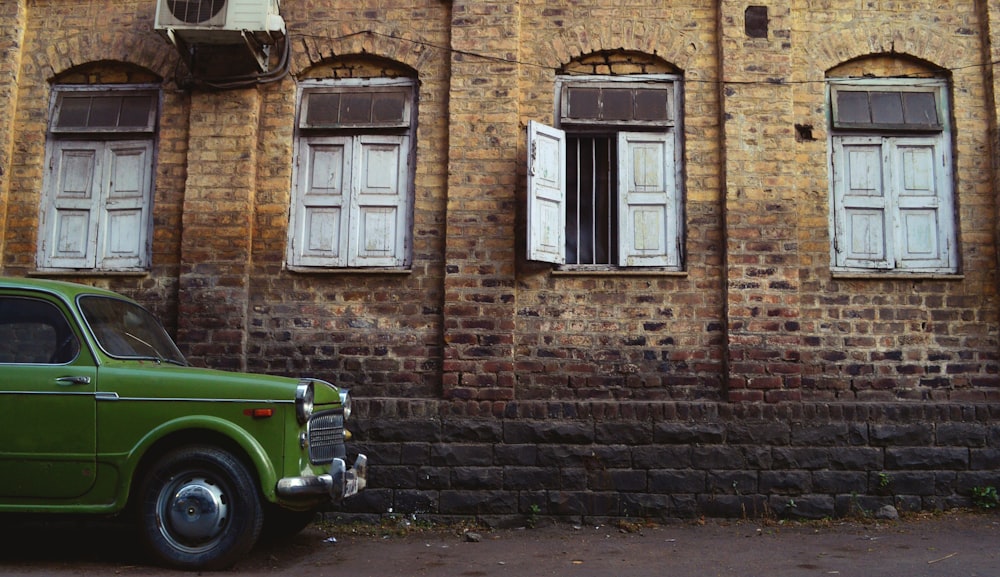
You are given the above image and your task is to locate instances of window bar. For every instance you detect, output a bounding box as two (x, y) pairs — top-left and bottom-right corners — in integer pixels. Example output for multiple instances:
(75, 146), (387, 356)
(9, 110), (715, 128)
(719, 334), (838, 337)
(574, 139), (582, 264)
(605, 140), (613, 265)
(590, 139), (598, 264)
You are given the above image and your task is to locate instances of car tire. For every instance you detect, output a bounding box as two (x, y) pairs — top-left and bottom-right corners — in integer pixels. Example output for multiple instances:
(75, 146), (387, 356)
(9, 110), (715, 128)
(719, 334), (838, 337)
(137, 445), (263, 570)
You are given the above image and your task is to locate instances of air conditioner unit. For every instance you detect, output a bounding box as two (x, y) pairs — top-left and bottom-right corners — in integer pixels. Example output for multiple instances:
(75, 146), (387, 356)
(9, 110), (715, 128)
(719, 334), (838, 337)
(155, 0), (285, 45)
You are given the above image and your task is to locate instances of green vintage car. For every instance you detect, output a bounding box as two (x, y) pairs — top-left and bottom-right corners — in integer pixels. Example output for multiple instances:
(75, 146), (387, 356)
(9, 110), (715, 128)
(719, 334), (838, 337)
(0, 277), (367, 570)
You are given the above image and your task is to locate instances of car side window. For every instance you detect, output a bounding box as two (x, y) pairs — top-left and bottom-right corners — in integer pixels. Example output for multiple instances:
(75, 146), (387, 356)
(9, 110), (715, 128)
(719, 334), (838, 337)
(0, 296), (80, 364)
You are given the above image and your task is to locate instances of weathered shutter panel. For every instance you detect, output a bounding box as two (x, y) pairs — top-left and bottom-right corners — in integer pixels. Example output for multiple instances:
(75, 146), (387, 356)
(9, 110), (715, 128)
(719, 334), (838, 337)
(832, 136), (892, 269)
(99, 140), (152, 269)
(618, 132), (675, 267)
(42, 142), (101, 268)
(351, 135), (409, 267)
(291, 137), (352, 266)
(892, 137), (953, 270)
(526, 121), (566, 264)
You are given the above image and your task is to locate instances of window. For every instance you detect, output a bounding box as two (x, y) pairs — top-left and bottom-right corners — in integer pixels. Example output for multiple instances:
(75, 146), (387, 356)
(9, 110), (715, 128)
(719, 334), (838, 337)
(288, 79), (415, 269)
(38, 87), (158, 271)
(829, 79), (956, 273)
(0, 297), (79, 364)
(527, 76), (683, 269)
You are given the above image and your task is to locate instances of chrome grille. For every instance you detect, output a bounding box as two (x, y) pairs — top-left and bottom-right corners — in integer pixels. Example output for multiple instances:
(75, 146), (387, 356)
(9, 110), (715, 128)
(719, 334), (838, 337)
(308, 410), (345, 464)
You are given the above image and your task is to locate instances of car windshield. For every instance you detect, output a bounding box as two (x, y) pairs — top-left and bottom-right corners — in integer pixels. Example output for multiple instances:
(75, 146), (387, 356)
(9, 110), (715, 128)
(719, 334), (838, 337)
(79, 295), (187, 365)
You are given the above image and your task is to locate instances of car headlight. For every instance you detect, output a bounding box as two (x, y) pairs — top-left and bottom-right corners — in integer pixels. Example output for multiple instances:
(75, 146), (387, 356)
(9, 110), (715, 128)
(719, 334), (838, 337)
(339, 389), (351, 421)
(295, 381), (314, 425)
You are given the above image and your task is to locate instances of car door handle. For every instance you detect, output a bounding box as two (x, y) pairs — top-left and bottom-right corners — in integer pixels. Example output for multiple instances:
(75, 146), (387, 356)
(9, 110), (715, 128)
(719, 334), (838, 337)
(56, 376), (92, 385)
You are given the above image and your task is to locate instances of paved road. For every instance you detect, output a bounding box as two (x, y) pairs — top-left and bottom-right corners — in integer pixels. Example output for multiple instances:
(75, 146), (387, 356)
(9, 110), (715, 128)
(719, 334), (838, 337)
(0, 511), (997, 576)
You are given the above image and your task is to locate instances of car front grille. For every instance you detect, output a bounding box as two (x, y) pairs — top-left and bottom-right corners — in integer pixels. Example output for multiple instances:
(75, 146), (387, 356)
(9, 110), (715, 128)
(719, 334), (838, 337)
(308, 410), (346, 464)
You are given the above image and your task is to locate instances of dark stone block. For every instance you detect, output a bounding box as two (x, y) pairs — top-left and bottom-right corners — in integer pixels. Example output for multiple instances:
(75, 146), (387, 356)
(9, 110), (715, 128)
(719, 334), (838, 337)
(870, 424), (933, 446)
(632, 446), (693, 469)
(691, 446), (744, 469)
(970, 448), (1000, 470)
(416, 466), (451, 489)
(452, 467), (503, 489)
(884, 447), (968, 470)
(727, 423), (790, 445)
(430, 443), (494, 466)
(769, 495), (834, 519)
(706, 470), (758, 494)
(442, 419), (503, 442)
(759, 470), (811, 494)
(394, 490), (439, 514)
(439, 490), (517, 515)
(771, 447), (830, 470)
(791, 423), (868, 446)
(503, 467), (561, 490)
(503, 421), (594, 444)
(653, 423), (725, 444)
(619, 493), (673, 519)
(828, 447), (883, 470)
(649, 470), (707, 493)
(876, 471), (937, 496)
(596, 422), (653, 445)
(368, 419), (442, 442)
(936, 423), (987, 447)
(811, 471), (866, 494)
(374, 465), (417, 489)
(494, 444), (537, 466)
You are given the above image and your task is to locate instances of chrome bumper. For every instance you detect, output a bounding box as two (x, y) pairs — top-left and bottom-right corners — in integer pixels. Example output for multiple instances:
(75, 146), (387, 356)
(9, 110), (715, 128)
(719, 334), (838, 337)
(276, 454), (367, 501)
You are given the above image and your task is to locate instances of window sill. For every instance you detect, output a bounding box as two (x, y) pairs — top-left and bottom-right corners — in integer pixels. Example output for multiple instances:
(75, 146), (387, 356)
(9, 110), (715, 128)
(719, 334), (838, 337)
(831, 271), (964, 281)
(29, 269), (150, 278)
(552, 268), (687, 277)
(285, 265), (412, 275)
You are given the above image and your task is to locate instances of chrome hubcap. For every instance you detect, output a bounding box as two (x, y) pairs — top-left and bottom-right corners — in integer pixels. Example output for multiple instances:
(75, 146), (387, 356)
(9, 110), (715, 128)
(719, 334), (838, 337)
(165, 477), (228, 544)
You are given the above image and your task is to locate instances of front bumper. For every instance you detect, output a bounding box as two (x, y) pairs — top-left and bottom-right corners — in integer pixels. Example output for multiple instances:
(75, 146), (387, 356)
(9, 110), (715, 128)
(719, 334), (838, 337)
(276, 454), (368, 501)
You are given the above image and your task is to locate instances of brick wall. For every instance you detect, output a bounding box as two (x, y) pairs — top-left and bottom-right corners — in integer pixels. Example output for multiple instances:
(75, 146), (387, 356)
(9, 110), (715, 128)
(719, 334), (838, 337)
(2, 0), (1000, 521)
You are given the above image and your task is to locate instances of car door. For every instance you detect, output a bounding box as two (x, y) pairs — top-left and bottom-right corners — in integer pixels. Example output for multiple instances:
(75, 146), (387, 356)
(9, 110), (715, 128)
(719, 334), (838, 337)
(0, 293), (98, 499)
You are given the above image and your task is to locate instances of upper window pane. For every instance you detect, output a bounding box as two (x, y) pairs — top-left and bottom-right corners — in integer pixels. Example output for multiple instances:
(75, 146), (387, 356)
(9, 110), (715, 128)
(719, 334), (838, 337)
(561, 81), (675, 127)
(832, 87), (942, 131)
(301, 88), (411, 129)
(52, 92), (156, 133)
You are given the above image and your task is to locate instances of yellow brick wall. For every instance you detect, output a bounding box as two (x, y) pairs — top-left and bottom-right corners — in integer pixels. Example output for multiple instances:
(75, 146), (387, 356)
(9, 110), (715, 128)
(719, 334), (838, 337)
(0, 0), (997, 403)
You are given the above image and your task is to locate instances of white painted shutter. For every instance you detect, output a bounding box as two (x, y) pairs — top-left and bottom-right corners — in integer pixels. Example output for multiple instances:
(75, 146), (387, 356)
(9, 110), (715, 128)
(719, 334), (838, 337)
(618, 132), (676, 267)
(41, 142), (102, 268)
(891, 137), (954, 270)
(526, 121), (566, 264)
(291, 137), (352, 266)
(351, 135), (409, 267)
(832, 136), (893, 269)
(99, 141), (152, 269)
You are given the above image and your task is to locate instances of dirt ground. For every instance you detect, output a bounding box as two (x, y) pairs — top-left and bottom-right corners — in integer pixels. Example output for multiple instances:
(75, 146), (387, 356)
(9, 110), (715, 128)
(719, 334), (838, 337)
(0, 511), (998, 576)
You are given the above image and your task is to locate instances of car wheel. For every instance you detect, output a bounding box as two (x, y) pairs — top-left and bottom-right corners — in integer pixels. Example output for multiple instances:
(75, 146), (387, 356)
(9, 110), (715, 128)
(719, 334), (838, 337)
(261, 505), (317, 541)
(137, 445), (263, 570)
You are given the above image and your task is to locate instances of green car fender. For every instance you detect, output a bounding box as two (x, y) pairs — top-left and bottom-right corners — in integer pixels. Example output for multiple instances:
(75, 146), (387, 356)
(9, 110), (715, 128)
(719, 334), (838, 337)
(118, 414), (281, 506)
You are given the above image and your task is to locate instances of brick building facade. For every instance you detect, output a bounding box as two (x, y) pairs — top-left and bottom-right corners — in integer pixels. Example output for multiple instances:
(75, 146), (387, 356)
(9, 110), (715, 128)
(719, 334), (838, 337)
(2, 0), (999, 522)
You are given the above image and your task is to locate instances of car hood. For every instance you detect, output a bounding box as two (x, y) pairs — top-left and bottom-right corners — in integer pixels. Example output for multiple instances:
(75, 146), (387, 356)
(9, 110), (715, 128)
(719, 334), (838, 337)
(95, 361), (341, 404)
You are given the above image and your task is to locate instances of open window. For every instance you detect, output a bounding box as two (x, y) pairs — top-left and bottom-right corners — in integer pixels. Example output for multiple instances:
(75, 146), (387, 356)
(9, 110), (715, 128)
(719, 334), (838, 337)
(527, 75), (683, 270)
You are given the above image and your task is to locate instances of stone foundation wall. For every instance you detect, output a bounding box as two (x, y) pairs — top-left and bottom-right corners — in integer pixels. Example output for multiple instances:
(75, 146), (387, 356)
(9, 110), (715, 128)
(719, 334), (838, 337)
(328, 400), (1000, 524)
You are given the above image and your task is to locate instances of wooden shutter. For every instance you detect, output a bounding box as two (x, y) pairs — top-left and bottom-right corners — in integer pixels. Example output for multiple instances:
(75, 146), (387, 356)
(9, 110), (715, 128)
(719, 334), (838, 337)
(290, 137), (352, 266)
(892, 138), (953, 270)
(41, 142), (102, 268)
(526, 121), (566, 264)
(351, 135), (409, 267)
(618, 132), (676, 267)
(832, 136), (893, 269)
(99, 140), (152, 269)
